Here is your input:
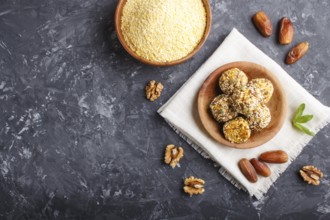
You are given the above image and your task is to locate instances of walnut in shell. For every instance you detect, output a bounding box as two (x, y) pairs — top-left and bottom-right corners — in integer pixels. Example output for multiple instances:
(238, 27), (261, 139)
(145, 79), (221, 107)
(183, 176), (205, 196)
(164, 144), (184, 168)
(145, 80), (163, 101)
(300, 165), (324, 186)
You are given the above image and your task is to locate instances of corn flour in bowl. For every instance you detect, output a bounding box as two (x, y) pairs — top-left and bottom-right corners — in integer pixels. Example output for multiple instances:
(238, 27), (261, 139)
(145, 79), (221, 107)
(115, 0), (211, 66)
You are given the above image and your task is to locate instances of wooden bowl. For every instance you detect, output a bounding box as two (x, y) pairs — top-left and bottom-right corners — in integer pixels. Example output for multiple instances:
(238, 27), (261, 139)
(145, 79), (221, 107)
(198, 62), (288, 149)
(114, 0), (212, 66)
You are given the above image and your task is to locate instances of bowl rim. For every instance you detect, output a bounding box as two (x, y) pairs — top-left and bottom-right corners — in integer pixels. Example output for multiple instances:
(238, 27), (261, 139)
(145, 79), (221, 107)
(114, 0), (212, 67)
(197, 61), (288, 149)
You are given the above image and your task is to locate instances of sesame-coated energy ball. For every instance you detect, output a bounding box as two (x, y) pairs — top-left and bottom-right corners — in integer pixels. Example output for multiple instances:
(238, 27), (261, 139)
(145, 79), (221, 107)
(245, 84), (263, 102)
(219, 68), (248, 94)
(209, 95), (238, 123)
(231, 87), (261, 116)
(223, 117), (251, 143)
(247, 78), (274, 103)
(247, 104), (271, 131)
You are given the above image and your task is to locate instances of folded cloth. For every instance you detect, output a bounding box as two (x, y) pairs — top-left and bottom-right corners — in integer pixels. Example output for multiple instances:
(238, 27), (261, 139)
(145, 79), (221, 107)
(158, 28), (330, 199)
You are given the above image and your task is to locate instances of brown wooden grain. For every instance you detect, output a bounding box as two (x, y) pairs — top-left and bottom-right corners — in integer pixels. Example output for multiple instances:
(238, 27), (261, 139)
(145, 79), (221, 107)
(114, 0), (212, 66)
(197, 62), (288, 149)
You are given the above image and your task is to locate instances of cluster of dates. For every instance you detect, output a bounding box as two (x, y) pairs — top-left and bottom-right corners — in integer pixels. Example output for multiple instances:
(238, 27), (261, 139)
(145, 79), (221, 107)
(252, 11), (309, 64)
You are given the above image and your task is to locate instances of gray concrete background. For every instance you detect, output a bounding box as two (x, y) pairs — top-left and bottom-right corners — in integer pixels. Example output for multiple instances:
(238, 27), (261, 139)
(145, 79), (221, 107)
(0, 0), (329, 219)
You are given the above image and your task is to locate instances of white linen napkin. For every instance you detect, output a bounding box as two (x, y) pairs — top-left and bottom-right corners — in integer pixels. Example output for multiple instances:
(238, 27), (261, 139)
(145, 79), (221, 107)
(158, 28), (330, 199)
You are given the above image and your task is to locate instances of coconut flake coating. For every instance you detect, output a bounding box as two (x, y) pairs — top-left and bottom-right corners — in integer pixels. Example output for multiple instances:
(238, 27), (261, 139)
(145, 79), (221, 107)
(247, 104), (271, 131)
(245, 84), (263, 102)
(247, 78), (274, 103)
(209, 95), (238, 123)
(223, 117), (251, 143)
(219, 68), (248, 94)
(231, 87), (260, 116)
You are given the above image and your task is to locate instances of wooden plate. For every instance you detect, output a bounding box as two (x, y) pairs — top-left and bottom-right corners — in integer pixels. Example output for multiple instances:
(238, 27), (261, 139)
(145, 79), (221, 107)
(114, 0), (212, 66)
(198, 62), (288, 149)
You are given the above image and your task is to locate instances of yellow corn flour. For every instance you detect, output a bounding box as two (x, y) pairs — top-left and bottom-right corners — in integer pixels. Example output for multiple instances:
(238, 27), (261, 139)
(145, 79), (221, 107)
(121, 0), (207, 63)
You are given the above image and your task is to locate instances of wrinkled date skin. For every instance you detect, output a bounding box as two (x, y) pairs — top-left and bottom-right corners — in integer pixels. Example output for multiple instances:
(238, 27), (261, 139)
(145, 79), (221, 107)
(238, 158), (258, 183)
(286, 42), (309, 64)
(259, 150), (289, 163)
(279, 17), (294, 45)
(252, 11), (273, 37)
(250, 158), (271, 177)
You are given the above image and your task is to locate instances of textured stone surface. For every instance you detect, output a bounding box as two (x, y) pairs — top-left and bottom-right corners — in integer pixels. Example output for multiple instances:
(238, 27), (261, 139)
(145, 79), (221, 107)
(0, 0), (329, 219)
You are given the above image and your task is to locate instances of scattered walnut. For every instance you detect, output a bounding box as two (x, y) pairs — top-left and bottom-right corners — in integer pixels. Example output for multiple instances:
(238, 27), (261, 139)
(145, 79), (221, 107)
(164, 144), (184, 168)
(183, 176), (205, 197)
(300, 165), (324, 186)
(145, 80), (163, 101)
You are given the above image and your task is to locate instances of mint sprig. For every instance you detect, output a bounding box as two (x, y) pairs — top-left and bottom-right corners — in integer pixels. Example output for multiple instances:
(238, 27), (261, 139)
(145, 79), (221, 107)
(295, 114), (313, 123)
(292, 103), (315, 136)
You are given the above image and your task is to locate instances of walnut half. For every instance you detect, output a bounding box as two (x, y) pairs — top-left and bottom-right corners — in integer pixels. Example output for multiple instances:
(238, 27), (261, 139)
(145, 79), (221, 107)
(164, 144), (184, 168)
(300, 165), (324, 186)
(145, 80), (163, 101)
(183, 176), (205, 197)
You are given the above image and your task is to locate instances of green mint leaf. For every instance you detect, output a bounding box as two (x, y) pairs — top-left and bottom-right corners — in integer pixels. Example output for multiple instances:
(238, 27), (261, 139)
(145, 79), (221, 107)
(293, 103), (305, 122)
(293, 122), (315, 136)
(295, 115), (313, 123)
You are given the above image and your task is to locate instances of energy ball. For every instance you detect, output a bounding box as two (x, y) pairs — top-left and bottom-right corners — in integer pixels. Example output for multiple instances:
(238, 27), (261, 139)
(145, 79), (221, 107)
(247, 78), (274, 103)
(223, 117), (251, 144)
(209, 95), (238, 123)
(245, 84), (263, 102)
(231, 87), (261, 116)
(219, 68), (248, 94)
(247, 104), (271, 131)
